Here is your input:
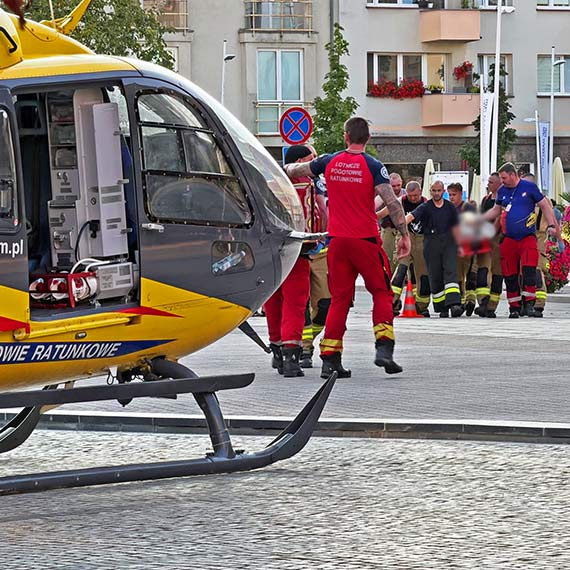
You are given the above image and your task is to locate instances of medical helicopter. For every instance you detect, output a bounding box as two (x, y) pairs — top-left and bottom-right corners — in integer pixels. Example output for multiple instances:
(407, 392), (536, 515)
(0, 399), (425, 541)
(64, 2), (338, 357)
(0, 1), (335, 494)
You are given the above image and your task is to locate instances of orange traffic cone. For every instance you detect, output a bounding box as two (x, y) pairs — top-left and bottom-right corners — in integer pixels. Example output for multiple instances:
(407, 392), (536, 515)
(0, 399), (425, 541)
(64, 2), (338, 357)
(398, 280), (423, 318)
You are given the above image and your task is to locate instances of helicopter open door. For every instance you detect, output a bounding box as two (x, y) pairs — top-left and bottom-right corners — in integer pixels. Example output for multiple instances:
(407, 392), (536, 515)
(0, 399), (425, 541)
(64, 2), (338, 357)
(0, 88), (29, 331)
(124, 79), (276, 310)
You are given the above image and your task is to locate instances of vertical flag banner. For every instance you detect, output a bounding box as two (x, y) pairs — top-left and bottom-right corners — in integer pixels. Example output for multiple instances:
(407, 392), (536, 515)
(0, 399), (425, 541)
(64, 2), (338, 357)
(479, 92), (494, 196)
(539, 122), (550, 193)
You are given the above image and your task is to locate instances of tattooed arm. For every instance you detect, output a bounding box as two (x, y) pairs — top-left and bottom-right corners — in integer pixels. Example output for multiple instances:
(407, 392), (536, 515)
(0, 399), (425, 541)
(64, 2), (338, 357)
(375, 183), (410, 259)
(284, 162), (314, 180)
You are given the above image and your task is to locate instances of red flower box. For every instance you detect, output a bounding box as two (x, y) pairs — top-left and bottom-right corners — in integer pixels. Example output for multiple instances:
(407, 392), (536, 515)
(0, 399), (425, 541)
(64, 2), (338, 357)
(368, 78), (425, 100)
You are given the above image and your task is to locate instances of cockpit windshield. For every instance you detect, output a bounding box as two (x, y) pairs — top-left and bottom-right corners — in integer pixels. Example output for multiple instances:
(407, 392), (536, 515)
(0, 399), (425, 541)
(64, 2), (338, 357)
(181, 82), (305, 233)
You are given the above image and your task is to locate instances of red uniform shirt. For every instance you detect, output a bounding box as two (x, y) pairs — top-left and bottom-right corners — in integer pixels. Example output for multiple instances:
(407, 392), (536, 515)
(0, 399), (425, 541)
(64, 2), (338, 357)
(311, 151), (390, 239)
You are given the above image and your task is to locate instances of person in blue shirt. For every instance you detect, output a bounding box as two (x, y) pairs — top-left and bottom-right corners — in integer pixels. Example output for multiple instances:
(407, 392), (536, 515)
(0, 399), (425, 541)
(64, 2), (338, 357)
(483, 163), (561, 318)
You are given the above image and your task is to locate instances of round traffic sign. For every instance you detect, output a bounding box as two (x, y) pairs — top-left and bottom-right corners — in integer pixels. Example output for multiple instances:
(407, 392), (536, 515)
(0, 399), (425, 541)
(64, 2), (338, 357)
(279, 107), (313, 145)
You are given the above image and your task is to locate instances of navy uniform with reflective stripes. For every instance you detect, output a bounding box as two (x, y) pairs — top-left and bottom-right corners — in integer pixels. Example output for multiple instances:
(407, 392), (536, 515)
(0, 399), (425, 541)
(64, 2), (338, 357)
(409, 199), (461, 313)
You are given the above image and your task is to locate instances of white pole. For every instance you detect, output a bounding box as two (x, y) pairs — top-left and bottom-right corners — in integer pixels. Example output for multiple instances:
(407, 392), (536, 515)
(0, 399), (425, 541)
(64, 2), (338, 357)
(221, 39), (227, 106)
(490, 0), (502, 173)
(549, 45), (555, 198)
(534, 109), (542, 191)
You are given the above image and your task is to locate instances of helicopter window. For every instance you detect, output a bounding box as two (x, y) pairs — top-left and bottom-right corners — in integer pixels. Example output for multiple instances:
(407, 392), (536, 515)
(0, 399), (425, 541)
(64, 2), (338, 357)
(138, 93), (203, 128)
(137, 91), (251, 226)
(146, 174), (251, 225)
(0, 109), (18, 231)
(211, 241), (255, 275)
(141, 126), (185, 172)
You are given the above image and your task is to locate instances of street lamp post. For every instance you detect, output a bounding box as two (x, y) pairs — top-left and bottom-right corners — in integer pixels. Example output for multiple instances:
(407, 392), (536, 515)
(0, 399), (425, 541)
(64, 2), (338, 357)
(549, 46), (566, 197)
(489, 0), (515, 174)
(221, 39), (236, 107)
(524, 111), (542, 191)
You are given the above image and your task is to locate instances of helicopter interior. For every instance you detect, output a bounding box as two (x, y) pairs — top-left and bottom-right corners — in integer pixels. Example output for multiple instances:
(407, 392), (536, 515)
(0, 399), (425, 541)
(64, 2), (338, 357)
(14, 84), (139, 318)
(12, 81), (256, 320)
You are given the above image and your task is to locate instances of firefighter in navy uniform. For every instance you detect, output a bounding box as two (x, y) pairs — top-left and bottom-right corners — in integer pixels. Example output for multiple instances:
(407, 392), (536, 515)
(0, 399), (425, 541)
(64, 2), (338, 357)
(378, 181), (431, 317)
(406, 180), (463, 317)
(483, 163), (561, 318)
(284, 117), (411, 377)
(476, 172), (502, 318)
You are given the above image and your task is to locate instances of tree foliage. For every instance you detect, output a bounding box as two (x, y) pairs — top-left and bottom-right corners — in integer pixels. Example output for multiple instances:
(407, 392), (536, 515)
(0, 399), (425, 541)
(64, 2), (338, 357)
(460, 64), (517, 174)
(312, 24), (358, 154)
(25, 0), (174, 69)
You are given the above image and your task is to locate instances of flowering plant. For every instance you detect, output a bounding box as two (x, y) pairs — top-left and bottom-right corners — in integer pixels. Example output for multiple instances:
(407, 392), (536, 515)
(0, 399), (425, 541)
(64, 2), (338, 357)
(453, 61), (473, 81)
(544, 239), (570, 293)
(368, 78), (425, 100)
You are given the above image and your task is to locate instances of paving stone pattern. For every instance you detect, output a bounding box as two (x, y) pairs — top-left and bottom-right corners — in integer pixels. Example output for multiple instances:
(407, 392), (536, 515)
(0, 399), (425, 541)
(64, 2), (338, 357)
(1, 431), (569, 569)
(64, 293), (570, 424)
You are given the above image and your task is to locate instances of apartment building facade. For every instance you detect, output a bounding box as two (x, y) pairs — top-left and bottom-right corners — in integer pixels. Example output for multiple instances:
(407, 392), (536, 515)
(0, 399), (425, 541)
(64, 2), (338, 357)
(153, 0), (570, 184)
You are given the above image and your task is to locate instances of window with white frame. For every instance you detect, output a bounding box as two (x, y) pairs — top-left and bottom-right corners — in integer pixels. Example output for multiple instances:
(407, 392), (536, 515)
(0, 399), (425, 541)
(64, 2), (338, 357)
(537, 55), (570, 94)
(367, 53), (446, 90)
(537, 0), (570, 7)
(257, 50), (303, 133)
(477, 54), (511, 94)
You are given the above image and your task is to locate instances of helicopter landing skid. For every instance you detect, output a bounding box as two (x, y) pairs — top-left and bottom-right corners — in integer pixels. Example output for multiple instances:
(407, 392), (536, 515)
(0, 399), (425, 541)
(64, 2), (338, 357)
(0, 360), (337, 495)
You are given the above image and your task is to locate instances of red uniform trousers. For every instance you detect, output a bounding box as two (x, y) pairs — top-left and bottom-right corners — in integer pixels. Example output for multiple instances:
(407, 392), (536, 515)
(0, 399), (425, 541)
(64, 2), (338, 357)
(264, 256), (310, 347)
(320, 236), (394, 356)
(500, 235), (538, 309)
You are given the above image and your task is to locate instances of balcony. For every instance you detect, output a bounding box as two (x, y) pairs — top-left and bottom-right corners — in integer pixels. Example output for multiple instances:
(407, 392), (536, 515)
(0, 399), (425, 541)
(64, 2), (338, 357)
(419, 9), (480, 43)
(244, 1), (313, 33)
(143, 0), (188, 31)
(421, 93), (480, 128)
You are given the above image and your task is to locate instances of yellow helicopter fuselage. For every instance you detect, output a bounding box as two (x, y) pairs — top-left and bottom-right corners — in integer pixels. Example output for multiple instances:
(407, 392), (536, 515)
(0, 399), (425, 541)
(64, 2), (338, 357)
(0, 9), (303, 391)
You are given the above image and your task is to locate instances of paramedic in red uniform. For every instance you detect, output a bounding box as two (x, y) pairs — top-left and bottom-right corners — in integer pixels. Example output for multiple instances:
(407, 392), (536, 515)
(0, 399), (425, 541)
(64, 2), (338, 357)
(265, 145), (316, 377)
(483, 162), (561, 318)
(284, 117), (410, 377)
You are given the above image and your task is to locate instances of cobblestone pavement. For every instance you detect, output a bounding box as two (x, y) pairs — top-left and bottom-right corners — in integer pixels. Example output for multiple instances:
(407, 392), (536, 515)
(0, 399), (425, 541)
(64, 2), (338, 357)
(62, 293), (570, 423)
(1, 431), (569, 570)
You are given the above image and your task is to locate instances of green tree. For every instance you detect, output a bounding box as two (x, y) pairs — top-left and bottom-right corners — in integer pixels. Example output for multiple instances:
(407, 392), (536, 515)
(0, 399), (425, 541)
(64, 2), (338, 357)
(312, 23), (358, 154)
(460, 64), (517, 174)
(26, 0), (174, 69)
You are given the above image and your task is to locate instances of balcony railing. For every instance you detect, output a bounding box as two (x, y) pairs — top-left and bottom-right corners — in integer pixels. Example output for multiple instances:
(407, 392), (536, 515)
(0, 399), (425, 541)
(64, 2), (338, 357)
(143, 0), (188, 31)
(254, 101), (313, 135)
(244, 1), (313, 32)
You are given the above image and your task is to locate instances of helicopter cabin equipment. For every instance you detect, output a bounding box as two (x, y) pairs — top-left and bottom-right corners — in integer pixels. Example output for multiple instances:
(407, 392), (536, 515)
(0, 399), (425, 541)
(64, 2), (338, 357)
(21, 86), (135, 309)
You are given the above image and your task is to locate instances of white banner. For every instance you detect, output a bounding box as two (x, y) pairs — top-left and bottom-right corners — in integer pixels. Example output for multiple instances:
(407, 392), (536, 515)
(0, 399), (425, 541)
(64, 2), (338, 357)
(539, 122), (550, 193)
(479, 92), (494, 196)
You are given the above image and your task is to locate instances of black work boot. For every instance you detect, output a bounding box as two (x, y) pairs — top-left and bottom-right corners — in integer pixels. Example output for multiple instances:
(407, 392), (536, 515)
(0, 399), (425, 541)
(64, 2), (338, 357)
(533, 307), (544, 318)
(465, 300), (476, 317)
(450, 305), (464, 318)
(300, 347), (313, 368)
(509, 307), (520, 319)
(522, 300), (538, 318)
(282, 346), (304, 378)
(374, 341), (403, 375)
(320, 352), (352, 379)
(269, 343), (283, 375)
